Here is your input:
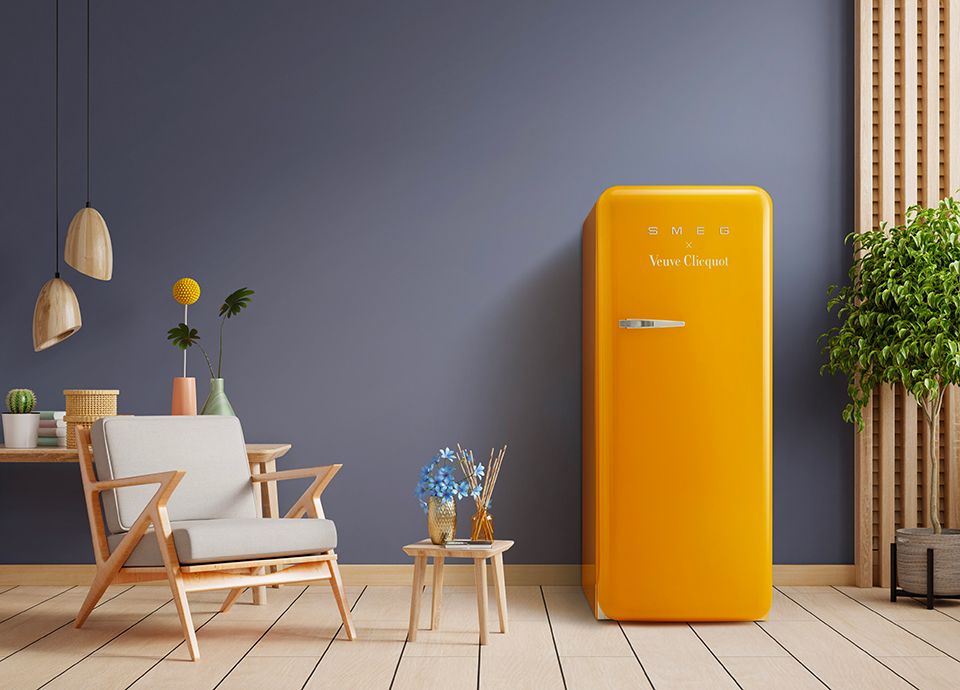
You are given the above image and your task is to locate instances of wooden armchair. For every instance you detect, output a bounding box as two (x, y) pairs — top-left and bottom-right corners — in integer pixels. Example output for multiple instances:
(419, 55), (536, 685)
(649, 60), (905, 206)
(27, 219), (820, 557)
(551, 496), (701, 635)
(74, 416), (356, 661)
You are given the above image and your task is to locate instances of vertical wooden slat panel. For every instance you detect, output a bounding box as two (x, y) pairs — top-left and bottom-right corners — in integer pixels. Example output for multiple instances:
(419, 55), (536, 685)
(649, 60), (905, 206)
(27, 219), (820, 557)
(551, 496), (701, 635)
(878, 385), (897, 587)
(855, 391), (874, 587)
(944, 0), (960, 529)
(904, 1), (920, 208)
(900, 1), (920, 534)
(944, 389), (960, 527)
(876, 1), (898, 590)
(854, 0), (875, 588)
(902, 392), (919, 529)
(924, 0), (941, 204)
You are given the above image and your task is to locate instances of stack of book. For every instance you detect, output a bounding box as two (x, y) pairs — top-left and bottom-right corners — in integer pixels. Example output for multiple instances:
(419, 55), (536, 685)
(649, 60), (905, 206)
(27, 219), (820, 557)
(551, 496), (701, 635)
(37, 411), (66, 448)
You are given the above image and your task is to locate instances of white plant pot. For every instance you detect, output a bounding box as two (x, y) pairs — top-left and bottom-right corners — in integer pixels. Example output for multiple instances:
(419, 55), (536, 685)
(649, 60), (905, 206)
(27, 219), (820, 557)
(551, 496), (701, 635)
(2, 413), (39, 449)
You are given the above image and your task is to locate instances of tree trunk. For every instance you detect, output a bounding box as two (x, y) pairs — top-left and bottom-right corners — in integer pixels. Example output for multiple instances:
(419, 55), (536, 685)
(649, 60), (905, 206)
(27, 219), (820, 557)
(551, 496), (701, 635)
(925, 396), (943, 535)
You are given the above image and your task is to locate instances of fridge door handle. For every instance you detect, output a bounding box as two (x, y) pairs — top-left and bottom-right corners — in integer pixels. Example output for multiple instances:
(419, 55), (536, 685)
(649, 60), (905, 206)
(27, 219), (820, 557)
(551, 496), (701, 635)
(618, 318), (686, 329)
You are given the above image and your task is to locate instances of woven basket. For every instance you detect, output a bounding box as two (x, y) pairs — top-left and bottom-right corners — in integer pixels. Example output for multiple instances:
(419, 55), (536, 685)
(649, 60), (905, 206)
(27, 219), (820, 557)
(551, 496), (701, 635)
(895, 528), (960, 596)
(64, 414), (106, 449)
(63, 389), (119, 417)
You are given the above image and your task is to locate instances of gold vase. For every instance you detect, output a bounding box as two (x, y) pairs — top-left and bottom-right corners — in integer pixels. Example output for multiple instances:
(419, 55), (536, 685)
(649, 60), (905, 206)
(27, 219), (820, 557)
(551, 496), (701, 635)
(470, 506), (494, 541)
(427, 497), (457, 544)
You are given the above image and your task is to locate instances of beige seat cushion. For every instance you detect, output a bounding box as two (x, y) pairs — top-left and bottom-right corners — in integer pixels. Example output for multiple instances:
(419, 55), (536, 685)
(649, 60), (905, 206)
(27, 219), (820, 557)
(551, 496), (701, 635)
(108, 518), (338, 566)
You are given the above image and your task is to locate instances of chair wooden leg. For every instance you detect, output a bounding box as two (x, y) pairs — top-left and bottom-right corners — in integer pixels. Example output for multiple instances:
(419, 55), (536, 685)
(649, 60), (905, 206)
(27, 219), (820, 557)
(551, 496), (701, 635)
(74, 565), (115, 628)
(474, 557), (489, 645)
(152, 509), (200, 661)
(328, 559), (356, 640)
(431, 555), (445, 630)
(167, 572), (200, 661)
(491, 552), (508, 634)
(220, 587), (247, 613)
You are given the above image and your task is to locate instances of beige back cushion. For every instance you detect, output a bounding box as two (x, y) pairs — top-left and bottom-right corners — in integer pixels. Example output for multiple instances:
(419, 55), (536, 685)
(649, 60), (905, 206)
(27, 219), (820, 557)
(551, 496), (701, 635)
(91, 416), (258, 533)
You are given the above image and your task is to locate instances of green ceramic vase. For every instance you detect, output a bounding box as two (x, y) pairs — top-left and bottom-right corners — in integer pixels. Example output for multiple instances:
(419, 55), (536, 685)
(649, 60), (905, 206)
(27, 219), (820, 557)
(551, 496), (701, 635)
(200, 378), (236, 416)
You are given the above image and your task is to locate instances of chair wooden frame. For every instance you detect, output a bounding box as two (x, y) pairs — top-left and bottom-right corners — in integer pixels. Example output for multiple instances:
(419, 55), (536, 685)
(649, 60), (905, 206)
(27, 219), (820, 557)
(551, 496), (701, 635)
(73, 427), (356, 660)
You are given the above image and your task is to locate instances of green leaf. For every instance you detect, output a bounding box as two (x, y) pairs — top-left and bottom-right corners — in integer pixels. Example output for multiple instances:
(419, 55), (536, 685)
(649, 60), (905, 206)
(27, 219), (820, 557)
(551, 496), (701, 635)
(219, 288), (255, 319)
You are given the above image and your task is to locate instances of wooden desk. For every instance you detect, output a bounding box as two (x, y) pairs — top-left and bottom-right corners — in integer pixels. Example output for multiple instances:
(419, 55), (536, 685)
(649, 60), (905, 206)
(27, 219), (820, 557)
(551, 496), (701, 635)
(0, 442), (291, 521)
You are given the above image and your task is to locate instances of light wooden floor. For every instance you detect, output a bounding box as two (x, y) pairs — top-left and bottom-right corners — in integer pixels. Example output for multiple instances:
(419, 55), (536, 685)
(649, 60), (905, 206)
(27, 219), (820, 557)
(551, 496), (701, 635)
(0, 584), (959, 689)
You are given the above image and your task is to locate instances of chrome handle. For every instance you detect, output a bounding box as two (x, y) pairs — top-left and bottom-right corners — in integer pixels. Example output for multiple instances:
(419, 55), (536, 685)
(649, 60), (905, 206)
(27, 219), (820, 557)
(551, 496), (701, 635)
(618, 319), (685, 329)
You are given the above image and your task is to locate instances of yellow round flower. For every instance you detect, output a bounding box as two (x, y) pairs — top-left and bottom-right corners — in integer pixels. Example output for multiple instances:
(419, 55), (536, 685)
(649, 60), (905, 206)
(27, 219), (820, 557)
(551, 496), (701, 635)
(172, 278), (201, 305)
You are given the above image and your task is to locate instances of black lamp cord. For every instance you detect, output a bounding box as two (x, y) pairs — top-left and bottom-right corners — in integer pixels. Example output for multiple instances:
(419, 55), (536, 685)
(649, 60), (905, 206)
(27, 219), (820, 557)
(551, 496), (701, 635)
(85, 0), (90, 207)
(55, 0), (59, 279)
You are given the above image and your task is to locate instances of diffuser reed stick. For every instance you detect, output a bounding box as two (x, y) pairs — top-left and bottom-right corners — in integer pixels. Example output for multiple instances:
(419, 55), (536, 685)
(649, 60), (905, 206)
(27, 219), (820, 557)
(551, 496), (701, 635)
(456, 444), (507, 540)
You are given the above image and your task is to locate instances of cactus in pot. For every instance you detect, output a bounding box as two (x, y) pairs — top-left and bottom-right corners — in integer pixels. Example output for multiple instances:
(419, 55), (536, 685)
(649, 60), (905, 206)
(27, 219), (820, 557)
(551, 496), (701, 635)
(2, 389), (39, 449)
(6, 389), (37, 414)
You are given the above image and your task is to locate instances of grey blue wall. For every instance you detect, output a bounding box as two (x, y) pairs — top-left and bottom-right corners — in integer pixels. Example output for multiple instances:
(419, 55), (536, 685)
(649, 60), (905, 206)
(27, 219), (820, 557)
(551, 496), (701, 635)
(0, 0), (852, 564)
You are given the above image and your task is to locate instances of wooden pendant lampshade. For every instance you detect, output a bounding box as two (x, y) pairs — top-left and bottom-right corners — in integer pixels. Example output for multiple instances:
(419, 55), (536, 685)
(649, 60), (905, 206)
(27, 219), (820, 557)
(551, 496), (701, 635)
(33, 0), (82, 352)
(65, 206), (112, 280)
(33, 277), (82, 352)
(65, 0), (112, 281)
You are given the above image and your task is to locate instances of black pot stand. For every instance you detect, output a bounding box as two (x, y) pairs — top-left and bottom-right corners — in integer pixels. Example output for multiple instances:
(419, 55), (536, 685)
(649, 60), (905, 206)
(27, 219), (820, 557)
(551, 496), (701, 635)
(890, 541), (960, 609)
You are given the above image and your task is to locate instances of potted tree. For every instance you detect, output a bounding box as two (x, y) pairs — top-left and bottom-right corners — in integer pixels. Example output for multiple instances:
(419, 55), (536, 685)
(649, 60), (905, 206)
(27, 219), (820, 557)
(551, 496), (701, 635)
(821, 197), (960, 599)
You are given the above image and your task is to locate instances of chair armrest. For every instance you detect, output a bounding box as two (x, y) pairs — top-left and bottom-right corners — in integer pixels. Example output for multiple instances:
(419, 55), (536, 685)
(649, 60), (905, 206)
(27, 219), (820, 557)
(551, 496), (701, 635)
(251, 465), (341, 483)
(250, 464), (342, 519)
(89, 470), (186, 493)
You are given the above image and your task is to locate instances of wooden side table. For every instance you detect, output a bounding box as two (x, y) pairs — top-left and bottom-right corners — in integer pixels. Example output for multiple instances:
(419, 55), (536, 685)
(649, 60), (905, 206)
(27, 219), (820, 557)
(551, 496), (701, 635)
(403, 539), (514, 645)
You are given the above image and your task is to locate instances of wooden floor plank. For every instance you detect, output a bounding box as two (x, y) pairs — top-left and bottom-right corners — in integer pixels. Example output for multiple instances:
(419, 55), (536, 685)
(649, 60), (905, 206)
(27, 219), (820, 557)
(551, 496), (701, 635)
(481, 618), (564, 689)
(43, 590), (223, 690)
(764, 589), (816, 621)
(719, 656), (826, 690)
(836, 586), (955, 622)
(691, 622), (787, 657)
(130, 585), (304, 689)
(406, 585), (483, 655)
(303, 585), (409, 689)
(541, 586), (633, 657)
(779, 586), (943, 657)
(0, 585), (171, 688)
(620, 623), (738, 688)
(561, 657), (651, 690)
(892, 619), (960, 659)
(0, 585), (72, 623)
(880, 656), (960, 689)
(219, 656), (320, 690)
(245, 585), (363, 657)
(760, 620), (912, 689)
(392, 656), (477, 690)
(0, 585), (129, 659)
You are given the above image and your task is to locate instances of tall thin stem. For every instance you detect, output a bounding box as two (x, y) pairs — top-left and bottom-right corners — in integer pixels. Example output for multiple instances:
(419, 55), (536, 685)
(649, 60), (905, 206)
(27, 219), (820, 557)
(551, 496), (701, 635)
(217, 317), (225, 378)
(182, 304), (188, 378)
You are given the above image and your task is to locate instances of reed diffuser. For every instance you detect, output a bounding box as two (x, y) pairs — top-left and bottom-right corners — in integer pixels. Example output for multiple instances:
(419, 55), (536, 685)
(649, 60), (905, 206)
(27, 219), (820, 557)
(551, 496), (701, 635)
(457, 444), (507, 541)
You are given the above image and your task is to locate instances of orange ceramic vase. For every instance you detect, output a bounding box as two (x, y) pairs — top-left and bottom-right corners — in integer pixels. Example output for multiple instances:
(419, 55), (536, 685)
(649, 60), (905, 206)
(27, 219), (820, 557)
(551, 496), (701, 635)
(171, 377), (197, 415)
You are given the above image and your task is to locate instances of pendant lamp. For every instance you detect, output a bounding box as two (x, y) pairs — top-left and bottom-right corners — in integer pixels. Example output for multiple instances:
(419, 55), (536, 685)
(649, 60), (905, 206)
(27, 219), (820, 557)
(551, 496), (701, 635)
(64, 0), (112, 281)
(34, 0), (82, 352)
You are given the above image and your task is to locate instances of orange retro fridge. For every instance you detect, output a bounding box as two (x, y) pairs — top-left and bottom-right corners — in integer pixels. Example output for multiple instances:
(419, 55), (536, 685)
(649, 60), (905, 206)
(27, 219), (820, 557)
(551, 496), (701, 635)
(582, 186), (772, 621)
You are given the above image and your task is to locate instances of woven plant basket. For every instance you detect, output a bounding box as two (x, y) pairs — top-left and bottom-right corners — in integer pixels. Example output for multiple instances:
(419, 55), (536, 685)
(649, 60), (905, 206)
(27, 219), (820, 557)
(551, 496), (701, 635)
(895, 528), (960, 596)
(63, 389), (119, 417)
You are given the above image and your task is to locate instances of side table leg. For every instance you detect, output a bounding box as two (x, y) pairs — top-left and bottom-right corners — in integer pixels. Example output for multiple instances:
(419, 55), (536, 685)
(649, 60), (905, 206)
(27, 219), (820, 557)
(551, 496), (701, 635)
(431, 555), (445, 630)
(407, 554), (427, 642)
(492, 552), (508, 634)
(474, 557), (489, 645)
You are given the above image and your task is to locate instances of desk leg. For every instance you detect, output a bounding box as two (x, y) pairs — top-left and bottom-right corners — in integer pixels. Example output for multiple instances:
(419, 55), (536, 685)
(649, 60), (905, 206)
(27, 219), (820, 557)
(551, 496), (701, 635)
(261, 459), (281, 590)
(249, 460), (278, 604)
(407, 554), (427, 642)
(474, 557), (489, 645)
(431, 555), (444, 630)
(492, 553), (508, 634)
